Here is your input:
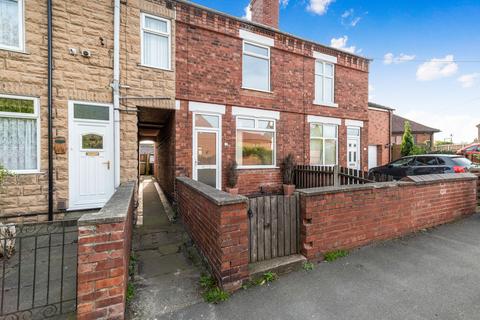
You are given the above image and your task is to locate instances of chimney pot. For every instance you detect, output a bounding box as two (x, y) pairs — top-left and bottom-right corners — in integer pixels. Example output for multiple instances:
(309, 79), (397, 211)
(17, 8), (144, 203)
(250, 0), (279, 29)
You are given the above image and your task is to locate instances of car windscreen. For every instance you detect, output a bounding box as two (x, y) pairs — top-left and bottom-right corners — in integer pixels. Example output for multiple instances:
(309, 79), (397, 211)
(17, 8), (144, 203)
(451, 157), (472, 167)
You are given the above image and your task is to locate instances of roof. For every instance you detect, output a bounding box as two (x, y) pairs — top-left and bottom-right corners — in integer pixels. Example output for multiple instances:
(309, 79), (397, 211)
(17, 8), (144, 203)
(392, 114), (440, 134)
(368, 102), (395, 111)
(175, 0), (370, 62)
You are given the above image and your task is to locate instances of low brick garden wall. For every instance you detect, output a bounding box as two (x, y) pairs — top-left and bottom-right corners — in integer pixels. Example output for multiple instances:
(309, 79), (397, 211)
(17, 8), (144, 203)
(76, 182), (135, 320)
(176, 177), (249, 292)
(298, 173), (478, 260)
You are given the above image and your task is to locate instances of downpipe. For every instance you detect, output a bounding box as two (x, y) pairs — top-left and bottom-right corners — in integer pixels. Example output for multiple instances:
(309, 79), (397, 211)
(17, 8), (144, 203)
(113, 0), (121, 189)
(47, 0), (53, 221)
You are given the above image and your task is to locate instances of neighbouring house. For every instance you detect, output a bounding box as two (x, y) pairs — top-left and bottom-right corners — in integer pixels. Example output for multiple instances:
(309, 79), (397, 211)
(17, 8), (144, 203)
(477, 123), (480, 142)
(367, 102), (394, 168)
(391, 114), (440, 146)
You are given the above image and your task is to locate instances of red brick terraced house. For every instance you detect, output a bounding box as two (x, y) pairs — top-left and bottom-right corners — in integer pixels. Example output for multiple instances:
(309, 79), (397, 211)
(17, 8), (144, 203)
(163, 0), (372, 197)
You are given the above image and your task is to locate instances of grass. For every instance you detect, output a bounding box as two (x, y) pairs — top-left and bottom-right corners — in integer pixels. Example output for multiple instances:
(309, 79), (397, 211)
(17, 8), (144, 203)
(242, 271), (279, 290)
(199, 274), (230, 304)
(324, 250), (349, 262)
(303, 261), (315, 271)
(126, 283), (135, 302)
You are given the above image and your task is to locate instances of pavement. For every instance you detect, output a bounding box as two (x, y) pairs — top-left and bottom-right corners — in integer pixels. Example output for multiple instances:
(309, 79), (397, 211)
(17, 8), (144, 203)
(159, 213), (480, 320)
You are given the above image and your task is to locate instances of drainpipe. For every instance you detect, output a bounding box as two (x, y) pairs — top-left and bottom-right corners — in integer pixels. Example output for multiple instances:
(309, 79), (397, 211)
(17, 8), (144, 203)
(113, 0), (121, 189)
(47, 0), (53, 221)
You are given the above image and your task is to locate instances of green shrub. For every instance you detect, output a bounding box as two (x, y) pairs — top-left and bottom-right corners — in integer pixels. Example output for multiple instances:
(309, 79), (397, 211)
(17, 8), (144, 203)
(324, 250), (349, 262)
(203, 287), (230, 304)
(199, 274), (216, 289)
(401, 121), (414, 157)
(303, 261), (315, 271)
(0, 164), (12, 185)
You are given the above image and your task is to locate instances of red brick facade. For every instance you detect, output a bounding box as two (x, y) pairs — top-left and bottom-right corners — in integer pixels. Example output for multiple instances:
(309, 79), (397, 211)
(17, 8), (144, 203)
(299, 175), (477, 259)
(176, 177), (249, 292)
(250, 0), (280, 29)
(171, 2), (370, 196)
(368, 108), (391, 166)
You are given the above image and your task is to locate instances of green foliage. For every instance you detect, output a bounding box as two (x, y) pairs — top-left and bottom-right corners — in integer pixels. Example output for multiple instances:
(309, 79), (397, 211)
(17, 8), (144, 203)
(126, 283), (135, 302)
(0, 97), (34, 114)
(242, 146), (272, 165)
(324, 250), (349, 262)
(435, 140), (453, 146)
(242, 272), (279, 290)
(199, 274), (216, 289)
(203, 287), (230, 304)
(411, 144), (427, 155)
(303, 261), (315, 271)
(401, 121), (415, 157)
(226, 160), (238, 188)
(129, 254), (137, 278)
(282, 153), (296, 185)
(0, 164), (13, 185)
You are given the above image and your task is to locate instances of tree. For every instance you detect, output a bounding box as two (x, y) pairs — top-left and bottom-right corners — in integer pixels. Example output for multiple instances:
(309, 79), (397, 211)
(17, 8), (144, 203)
(401, 121), (414, 157)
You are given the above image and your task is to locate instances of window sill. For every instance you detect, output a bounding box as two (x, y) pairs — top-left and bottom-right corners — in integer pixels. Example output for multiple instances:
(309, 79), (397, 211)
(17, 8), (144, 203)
(241, 87), (273, 94)
(313, 101), (338, 108)
(0, 46), (28, 55)
(237, 166), (279, 170)
(137, 63), (173, 72)
(10, 170), (43, 175)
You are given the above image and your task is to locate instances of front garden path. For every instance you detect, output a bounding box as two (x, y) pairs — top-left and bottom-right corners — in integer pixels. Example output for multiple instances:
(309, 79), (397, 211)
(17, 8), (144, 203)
(127, 177), (205, 319)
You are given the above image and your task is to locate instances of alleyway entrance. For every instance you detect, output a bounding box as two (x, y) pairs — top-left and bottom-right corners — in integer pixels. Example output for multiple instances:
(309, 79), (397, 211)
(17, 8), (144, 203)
(127, 177), (204, 319)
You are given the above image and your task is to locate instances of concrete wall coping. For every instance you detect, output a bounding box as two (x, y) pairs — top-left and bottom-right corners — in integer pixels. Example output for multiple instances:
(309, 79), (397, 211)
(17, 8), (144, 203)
(78, 181), (136, 226)
(176, 177), (248, 205)
(297, 173), (478, 197)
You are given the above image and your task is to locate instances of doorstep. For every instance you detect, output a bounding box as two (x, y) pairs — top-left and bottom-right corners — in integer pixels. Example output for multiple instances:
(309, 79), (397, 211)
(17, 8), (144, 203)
(249, 254), (307, 279)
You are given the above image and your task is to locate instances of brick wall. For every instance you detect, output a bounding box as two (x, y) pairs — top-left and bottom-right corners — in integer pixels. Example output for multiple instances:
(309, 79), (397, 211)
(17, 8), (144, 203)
(298, 174), (478, 260)
(368, 108), (391, 165)
(250, 0), (279, 28)
(77, 182), (135, 320)
(176, 177), (249, 292)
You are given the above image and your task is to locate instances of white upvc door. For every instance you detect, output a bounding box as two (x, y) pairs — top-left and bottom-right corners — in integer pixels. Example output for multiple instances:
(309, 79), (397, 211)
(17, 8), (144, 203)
(368, 145), (378, 169)
(68, 102), (115, 210)
(192, 113), (222, 189)
(347, 127), (361, 170)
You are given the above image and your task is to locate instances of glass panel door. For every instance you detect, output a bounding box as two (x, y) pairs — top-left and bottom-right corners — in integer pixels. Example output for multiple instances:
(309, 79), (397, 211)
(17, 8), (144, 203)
(195, 130), (219, 188)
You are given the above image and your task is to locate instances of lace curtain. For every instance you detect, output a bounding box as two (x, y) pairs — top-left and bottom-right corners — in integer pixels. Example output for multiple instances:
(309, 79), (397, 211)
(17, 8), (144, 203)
(0, 0), (20, 48)
(0, 117), (37, 170)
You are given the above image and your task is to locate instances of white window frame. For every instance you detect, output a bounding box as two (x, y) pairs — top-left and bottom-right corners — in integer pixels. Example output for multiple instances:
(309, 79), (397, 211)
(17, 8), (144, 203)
(0, 0), (25, 52)
(236, 116), (276, 169)
(309, 123), (338, 166)
(314, 60), (337, 108)
(140, 12), (171, 70)
(0, 94), (40, 174)
(192, 112), (222, 190)
(242, 41), (271, 93)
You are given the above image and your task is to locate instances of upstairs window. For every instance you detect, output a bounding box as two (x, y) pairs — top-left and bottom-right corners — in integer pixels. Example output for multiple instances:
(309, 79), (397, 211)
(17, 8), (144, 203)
(0, 95), (40, 173)
(242, 41), (270, 92)
(0, 0), (24, 51)
(141, 13), (171, 70)
(315, 60), (335, 105)
(310, 123), (338, 166)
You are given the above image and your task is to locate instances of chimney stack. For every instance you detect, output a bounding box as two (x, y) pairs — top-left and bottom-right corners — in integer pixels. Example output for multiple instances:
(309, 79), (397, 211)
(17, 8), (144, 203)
(250, 0), (279, 29)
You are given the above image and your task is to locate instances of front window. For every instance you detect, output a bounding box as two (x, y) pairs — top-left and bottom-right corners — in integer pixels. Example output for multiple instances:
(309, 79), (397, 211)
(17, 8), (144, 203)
(0, 95), (40, 172)
(236, 117), (275, 167)
(314, 60), (335, 104)
(310, 123), (338, 165)
(0, 0), (24, 51)
(141, 13), (171, 69)
(242, 41), (270, 92)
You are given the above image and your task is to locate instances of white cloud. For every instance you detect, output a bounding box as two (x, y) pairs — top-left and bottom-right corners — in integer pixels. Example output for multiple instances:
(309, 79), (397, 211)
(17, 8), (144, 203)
(307, 0), (335, 15)
(457, 73), (480, 88)
(242, 4), (252, 20)
(416, 55), (458, 81)
(330, 36), (356, 54)
(341, 9), (361, 27)
(280, 0), (289, 7)
(368, 85), (375, 100)
(342, 9), (353, 18)
(384, 53), (416, 65)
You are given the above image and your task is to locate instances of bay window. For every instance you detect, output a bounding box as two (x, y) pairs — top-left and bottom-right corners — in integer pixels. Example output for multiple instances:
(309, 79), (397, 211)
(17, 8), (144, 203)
(236, 117), (276, 168)
(310, 123), (338, 165)
(0, 0), (24, 51)
(141, 13), (171, 70)
(0, 95), (40, 173)
(242, 41), (270, 92)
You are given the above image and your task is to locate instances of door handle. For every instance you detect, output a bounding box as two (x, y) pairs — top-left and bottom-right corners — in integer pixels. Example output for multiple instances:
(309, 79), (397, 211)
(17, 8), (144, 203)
(103, 160), (111, 170)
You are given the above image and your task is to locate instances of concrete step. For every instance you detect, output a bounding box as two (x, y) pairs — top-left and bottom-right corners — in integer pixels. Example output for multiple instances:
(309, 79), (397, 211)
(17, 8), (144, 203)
(249, 254), (307, 280)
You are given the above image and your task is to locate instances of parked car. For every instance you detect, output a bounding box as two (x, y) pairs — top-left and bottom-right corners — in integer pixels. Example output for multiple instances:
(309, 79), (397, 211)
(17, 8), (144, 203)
(456, 143), (480, 163)
(369, 155), (473, 180)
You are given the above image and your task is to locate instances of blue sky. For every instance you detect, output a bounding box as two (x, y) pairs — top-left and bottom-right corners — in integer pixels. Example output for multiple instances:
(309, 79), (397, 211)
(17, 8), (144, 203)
(190, 0), (480, 143)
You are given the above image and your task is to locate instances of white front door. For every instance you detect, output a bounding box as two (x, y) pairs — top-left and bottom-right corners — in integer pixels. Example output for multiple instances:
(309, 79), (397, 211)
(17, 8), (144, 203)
(192, 113), (221, 189)
(368, 145), (378, 169)
(347, 127), (361, 170)
(69, 102), (115, 210)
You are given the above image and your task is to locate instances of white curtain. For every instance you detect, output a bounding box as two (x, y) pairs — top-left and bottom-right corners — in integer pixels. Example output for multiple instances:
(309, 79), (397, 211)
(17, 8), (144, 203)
(0, 117), (37, 170)
(143, 32), (169, 69)
(0, 0), (20, 47)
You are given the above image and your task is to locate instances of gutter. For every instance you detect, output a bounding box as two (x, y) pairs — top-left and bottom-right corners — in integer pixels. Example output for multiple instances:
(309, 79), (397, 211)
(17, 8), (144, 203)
(113, 0), (121, 189)
(47, 0), (53, 221)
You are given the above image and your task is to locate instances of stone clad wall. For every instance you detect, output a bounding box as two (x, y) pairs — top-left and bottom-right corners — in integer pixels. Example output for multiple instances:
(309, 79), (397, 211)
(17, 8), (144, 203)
(176, 177), (249, 292)
(298, 174), (478, 260)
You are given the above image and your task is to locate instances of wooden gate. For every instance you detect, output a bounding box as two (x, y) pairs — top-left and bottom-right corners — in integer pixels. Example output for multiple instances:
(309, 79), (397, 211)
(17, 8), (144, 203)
(248, 194), (300, 263)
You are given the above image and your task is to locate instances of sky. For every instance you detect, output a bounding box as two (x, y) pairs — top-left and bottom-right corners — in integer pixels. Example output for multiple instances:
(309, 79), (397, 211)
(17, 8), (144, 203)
(188, 0), (480, 143)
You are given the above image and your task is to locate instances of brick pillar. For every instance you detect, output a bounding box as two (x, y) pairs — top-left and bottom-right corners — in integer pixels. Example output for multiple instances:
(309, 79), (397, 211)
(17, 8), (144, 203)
(76, 182), (135, 320)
